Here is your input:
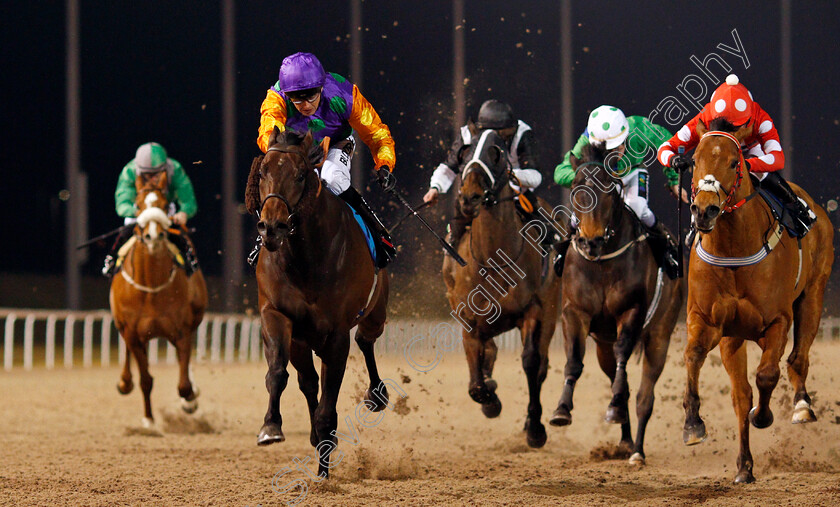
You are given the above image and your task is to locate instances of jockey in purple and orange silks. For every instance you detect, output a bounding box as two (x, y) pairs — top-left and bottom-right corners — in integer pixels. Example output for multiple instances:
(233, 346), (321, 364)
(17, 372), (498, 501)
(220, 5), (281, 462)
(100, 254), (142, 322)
(251, 52), (397, 268)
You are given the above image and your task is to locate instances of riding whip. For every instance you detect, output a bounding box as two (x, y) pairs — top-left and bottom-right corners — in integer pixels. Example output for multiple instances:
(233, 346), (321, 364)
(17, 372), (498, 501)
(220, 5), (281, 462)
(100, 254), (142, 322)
(677, 146), (685, 278)
(388, 188), (467, 266)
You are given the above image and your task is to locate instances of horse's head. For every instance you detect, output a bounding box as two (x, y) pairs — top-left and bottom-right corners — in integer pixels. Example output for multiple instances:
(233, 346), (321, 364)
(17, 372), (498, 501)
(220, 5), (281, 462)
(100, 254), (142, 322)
(134, 171), (171, 254)
(690, 118), (753, 232)
(245, 127), (325, 252)
(456, 122), (510, 218)
(570, 143), (623, 258)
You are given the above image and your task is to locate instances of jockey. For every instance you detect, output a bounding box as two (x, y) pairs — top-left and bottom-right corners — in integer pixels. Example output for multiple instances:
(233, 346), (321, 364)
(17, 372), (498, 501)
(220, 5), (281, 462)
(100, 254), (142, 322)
(554, 105), (683, 279)
(422, 99), (553, 250)
(253, 52), (397, 268)
(102, 142), (200, 277)
(658, 74), (816, 238)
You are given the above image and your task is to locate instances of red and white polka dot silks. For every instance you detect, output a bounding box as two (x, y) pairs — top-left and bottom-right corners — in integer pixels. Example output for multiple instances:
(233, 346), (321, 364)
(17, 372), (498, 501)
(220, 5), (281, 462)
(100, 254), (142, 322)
(657, 74), (785, 174)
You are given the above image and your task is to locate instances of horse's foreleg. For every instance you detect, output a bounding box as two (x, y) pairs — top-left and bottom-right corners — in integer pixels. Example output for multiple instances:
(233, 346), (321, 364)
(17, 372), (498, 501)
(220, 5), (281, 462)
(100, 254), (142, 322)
(788, 285), (825, 424)
(314, 332), (350, 479)
(520, 307), (547, 448)
(630, 330), (671, 465)
(117, 335), (133, 395)
(594, 340), (632, 452)
(290, 340), (319, 447)
(550, 308), (590, 426)
(464, 329), (500, 417)
(683, 313), (721, 445)
(606, 310), (642, 427)
(127, 338), (154, 427)
(257, 309), (291, 446)
(720, 336), (754, 483)
(482, 338), (499, 393)
(750, 317), (790, 429)
(175, 332), (197, 414)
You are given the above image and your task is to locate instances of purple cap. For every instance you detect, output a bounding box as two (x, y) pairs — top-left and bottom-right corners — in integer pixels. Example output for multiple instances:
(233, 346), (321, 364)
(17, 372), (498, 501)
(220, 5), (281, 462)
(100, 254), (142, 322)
(279, 52), (327, 93)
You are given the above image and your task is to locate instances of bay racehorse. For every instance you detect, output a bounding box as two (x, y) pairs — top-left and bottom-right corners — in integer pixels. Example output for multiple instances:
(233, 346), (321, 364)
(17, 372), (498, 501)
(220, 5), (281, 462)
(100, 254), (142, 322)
(684, 118), (834, 483)
(443, 127), (562, 448)
(110, 170), (207, 428)
(549, 143), (683, 465)
(246, 128), (389, 478)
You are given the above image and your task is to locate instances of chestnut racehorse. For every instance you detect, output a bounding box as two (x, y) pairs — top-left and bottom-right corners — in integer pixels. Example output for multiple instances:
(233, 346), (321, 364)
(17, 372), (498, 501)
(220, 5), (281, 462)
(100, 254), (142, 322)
(245, 128), (390, 479)
(110, 171), (207, 428)
(549, 143), (683, 465)
(443, 127), (562, 448)
(684, 118), (833, 483)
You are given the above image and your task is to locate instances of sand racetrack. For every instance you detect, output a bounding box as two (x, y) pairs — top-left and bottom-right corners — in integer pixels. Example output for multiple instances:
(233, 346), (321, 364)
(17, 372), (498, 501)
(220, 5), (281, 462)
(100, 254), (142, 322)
(2, 331), (840, 506)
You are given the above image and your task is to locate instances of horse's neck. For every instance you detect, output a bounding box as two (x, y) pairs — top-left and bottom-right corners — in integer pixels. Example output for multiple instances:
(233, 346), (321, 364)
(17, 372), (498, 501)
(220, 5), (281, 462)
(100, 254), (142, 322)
(700, 177), (769, 257)
(285, 190), (346, 276)
(471, 189), (522, 259)
(127, 238), (173, 285)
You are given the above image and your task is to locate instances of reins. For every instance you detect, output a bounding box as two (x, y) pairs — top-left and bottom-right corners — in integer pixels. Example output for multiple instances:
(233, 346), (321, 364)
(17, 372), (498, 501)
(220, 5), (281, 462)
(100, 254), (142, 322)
(691, 131), (759, 214)
(258, 144), (324, 234)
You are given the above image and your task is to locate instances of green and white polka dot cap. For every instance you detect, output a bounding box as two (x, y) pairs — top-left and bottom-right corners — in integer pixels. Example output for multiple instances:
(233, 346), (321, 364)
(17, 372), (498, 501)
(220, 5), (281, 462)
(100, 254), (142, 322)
(135, 142), (172, 173)
(587, 105), (629, 149)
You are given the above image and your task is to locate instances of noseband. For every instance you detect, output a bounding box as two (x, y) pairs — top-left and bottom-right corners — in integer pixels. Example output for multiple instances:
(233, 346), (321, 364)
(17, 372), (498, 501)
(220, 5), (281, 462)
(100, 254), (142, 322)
(258, 144), (322, 235)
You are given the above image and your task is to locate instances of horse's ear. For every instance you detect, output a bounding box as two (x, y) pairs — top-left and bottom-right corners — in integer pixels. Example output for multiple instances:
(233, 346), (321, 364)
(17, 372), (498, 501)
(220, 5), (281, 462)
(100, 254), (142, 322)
(269, 126), (283, 147)
(157, 170), (168, 188)
(467, 118), (477, 137)
(696, 119), (707, 137)
(734, 121), (753, 143)
(245, 155), (264, 216)
(310, 136), (328, 169)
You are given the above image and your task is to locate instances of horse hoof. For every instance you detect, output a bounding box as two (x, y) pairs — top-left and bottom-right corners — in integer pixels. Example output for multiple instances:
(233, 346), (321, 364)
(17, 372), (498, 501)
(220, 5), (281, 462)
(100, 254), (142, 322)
(484, 378), (498, 393)
(525, 419), (547, 448)
(604, 405), (629, 425)
(734, 470), (755, 484)
(792, 400), (817, 424)
(629, 452), (646, 466)
(683, 422), (707, 446)
(365, 387), (389, 412)
(469, 385), (492, 404)
(142, 417), (155, 429)
(257, 423), (285, 446)
(749, 406), (774, 429)
(117, 380), (133, 395)
(181, 397), (198, 414)
(481, 395), (502, 418)
(549, 406), (572, 427)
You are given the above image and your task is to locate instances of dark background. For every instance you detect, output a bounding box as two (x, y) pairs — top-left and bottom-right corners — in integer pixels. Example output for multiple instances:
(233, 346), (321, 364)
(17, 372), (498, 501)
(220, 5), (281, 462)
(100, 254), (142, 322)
(2, 1), (839, 313)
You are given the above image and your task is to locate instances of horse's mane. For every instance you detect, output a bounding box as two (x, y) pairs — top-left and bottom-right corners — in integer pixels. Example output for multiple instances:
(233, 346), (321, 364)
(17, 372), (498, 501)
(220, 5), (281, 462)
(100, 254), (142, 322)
(580, 142), (607, 163)
(708, 117), (738, 133)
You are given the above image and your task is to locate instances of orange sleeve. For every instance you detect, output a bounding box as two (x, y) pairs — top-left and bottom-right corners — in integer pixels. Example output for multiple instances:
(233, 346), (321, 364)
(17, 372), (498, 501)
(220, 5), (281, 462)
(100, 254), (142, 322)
(257, 90), (287, 153)
(348, 85), (396, 170)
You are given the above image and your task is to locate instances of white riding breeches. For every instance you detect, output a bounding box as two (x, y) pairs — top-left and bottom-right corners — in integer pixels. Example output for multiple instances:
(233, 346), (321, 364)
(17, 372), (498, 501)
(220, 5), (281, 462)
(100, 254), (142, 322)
(621, 168), (656, 228)
(319, 137), (356, 195)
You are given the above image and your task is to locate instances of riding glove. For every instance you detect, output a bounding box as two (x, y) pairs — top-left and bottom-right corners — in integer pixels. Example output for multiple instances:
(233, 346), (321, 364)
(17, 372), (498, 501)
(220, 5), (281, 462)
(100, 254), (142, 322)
(377, 166), (396, 191)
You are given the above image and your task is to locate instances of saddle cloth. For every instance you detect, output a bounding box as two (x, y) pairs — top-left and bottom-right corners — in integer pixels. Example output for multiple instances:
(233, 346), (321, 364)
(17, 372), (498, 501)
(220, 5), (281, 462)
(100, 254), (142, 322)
(115, 236), (186, 273)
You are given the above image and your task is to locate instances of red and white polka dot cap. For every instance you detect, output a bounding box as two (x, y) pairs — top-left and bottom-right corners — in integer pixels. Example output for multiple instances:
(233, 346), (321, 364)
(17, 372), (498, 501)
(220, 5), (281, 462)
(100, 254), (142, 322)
(708, 74), (753, 125)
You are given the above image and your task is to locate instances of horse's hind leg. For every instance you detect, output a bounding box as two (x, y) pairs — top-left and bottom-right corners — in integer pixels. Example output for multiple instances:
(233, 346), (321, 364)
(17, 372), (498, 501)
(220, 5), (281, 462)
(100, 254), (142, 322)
(314, 331), (351, 479)
(595, 340), (632, 453)
(464, 329), (501, 418)
(720, 336), (755, 483)
(117, 336), (133, 395)
(749, 317), (790, 429)
(550, 309), (590, 426)
(175, 332), (198, 414)
(787, 284), (826, 424)
(258, 309), (291, 446)
(630, 331), (671, 465)
(521, 308), (549, 448)
(482, 339), (499, 393)
(290, 340), (319, 447)
(606, 311), (643, 427)
(355, 318), (388, 412)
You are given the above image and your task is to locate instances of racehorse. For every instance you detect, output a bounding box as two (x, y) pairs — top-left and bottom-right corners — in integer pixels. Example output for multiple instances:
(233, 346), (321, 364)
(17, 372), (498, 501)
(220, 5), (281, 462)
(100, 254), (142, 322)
(110, 170), (207, 428)
(548, 143), (683, 465)
(683, 118), (833, 483)
(245, 128), (390, 479)
(442, 126), (562, 448)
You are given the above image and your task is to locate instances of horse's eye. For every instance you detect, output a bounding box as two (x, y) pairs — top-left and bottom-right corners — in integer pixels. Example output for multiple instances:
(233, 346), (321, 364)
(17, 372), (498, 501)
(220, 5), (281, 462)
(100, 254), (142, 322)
(730, 159), (739, 169)
(296, 172), (306, 183)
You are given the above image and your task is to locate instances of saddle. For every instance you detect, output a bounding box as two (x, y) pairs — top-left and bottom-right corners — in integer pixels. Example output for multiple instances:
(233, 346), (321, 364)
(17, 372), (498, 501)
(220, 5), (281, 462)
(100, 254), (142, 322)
(115, 236), (186, 273)
(756, 188), (803, 237)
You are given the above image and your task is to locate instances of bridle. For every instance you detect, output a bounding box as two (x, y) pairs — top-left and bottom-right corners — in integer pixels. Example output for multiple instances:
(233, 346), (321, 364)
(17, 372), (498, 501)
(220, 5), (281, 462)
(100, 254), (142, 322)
(691, 130), (756, 214)
(573, 162), (623, 246)
(258, 144), (323, 236)
(460, 130), (511, 207)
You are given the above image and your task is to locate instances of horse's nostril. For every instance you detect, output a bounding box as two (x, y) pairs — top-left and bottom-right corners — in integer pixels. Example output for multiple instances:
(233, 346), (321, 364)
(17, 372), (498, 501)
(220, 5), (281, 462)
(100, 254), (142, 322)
(690, 204), (699, 214)
(144, 234), (151, 241)
(707, 205), (721, 218)
(256, 221), (266, 234)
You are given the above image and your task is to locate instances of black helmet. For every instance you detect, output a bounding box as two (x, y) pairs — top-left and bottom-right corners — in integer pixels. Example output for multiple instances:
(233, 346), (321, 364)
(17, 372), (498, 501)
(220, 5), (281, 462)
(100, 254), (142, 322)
(476, 100), (516, 130)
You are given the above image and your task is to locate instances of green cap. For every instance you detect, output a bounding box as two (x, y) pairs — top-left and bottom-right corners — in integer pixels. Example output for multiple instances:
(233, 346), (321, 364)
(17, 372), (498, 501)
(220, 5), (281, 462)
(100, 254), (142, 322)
(135, 142), (170, 173)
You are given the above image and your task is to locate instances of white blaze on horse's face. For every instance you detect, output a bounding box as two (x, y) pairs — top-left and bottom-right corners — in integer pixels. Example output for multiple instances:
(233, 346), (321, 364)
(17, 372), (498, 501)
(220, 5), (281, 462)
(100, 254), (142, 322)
(461, 129), (499, 188)
(136, 193), (171, 253)
(697, 175), (722, 194)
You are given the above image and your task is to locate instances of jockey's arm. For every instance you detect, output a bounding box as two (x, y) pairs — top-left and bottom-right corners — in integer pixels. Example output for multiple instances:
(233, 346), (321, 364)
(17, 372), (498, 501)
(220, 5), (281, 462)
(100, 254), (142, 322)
(512, 129), (542, 189)
(429, 135), (465, 194)
(170, 160), (198, 219)
(657, 111), (702, 168)
(257, 89), (288, 153)
(115, 164), (138, 218)
(348, 85), (396, 171)
(553, 133), (589, 188)
(743, 105), (785, 173)
(633, 117), (680, 187)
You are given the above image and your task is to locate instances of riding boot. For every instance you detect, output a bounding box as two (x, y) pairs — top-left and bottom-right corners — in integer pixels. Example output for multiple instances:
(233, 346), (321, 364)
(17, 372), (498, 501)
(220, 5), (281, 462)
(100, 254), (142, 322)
(169, 231), (198, 276)
(759, 171), (816, 237)
(646, 220), (681, 280)
(102, 226), (134, 278)
(247, 235), (263, 268)
(339, 187), (397, 269)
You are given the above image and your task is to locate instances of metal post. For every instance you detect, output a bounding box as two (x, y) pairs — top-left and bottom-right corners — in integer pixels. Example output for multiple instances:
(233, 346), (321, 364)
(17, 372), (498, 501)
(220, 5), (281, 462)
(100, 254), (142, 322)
(560, 0), (573, 206)
(780, 0), (793, 180)
(222, 0), (242, 311)
(65, 0), (81, 309)
(350, 0), (365, 188)
(453, 0), (466, 131)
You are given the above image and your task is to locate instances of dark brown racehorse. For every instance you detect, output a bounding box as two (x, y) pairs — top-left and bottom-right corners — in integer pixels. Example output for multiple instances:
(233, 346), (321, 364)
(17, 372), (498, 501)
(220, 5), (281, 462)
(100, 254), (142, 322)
(549, 143), (683, 465)
(110, 171), (207, 428)
(684, 119), (833, 483)
(443, 127), (562, 448)
(245, 128), (389, 478)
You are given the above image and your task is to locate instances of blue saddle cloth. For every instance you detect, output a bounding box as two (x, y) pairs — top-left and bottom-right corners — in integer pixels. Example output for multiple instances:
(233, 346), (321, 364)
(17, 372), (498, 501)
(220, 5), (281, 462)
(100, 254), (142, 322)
(757, 188), (800, 237)
(345, 202), (377, 264)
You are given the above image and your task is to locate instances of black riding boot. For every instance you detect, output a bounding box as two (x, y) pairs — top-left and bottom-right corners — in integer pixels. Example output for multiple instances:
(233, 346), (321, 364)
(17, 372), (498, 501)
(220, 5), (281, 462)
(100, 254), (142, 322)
(102, 226), (134, 277)
(646, 220), (681, 280)
(760, 171), (816, 237)
(339, 187), (397, 269)
(169, 231), (199, 276)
